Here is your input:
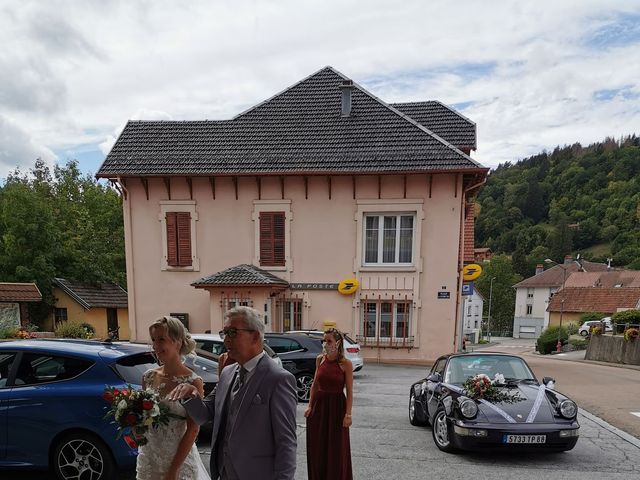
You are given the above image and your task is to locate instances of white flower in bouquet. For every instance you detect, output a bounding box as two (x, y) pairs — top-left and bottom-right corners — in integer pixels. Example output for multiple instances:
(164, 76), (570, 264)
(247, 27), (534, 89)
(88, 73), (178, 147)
(493, 373), (505, 385)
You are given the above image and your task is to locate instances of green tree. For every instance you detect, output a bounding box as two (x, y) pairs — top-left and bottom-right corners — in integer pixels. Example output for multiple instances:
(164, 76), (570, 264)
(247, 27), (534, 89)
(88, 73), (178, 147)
(0, 159), (125, 325)
(475, 255), (523, 336)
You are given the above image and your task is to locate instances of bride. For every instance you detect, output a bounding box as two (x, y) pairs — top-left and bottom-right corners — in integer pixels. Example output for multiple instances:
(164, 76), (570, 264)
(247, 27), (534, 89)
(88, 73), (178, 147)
(137, 316), (211, 480)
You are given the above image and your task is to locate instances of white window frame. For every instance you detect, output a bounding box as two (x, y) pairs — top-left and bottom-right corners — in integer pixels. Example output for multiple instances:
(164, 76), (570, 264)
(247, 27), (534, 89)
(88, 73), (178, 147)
(158, 200), (199, 271)
(362, 213), (416, 266)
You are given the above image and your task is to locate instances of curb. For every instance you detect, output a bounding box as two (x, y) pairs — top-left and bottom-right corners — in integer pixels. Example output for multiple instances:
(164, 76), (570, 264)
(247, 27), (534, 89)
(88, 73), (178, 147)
(579, 408), (640, 449)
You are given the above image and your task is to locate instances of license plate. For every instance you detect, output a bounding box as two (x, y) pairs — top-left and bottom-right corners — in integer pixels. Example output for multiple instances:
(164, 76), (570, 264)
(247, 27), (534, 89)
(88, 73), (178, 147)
(503, 434), (546, 444)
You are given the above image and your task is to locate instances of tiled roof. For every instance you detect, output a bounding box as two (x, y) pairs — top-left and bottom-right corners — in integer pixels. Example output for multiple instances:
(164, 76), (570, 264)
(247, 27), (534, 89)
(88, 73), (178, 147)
(547, 287), (640, 313)
(54, 278), (128, 309)
(390, 101), (476, 150)
(0, 283), (42, 302)
(192, 264), (289, 288)
(97, 67), (486, 178)
(513, 261), (609, 288)
(564, 270), (640, 288)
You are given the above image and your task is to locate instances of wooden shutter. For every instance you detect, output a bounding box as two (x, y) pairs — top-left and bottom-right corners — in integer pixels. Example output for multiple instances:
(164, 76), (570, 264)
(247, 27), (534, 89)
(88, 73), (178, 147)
(176, 212), (192, 266)
(166, 212), (192, 267)
(260, 211), (285, 266)
(166, 212), (178, 266)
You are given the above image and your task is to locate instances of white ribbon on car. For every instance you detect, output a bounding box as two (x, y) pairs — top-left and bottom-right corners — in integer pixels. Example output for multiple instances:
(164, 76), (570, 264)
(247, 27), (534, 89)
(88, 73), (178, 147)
(525, 385), (546, 423)
(478, 398), (517, 423)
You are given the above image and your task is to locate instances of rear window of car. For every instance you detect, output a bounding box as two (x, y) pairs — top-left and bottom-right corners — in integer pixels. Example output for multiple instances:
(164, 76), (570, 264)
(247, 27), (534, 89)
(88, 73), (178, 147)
(264, 337), (304, 354)
(14, 353), (94, 386)
(0, 352), (18, 388)
(114, 352), (158, 384)
(195, 340), (226, 356)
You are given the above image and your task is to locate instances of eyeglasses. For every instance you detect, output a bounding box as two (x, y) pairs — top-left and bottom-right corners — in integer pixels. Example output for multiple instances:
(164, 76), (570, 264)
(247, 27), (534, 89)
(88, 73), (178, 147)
(219, 327), (255, 339)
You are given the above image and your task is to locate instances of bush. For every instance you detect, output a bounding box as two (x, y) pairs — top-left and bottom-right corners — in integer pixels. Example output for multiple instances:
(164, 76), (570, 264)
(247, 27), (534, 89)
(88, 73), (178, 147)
(566, 322), (579, 335)
(0, 327), (19, 339)
(55, 321), (95, 339)
(612, 310), (640, 326)
(80, 323), (96, 335)
(536, 325), (569, 355)
(624, 328), (639, 341)
(579, 312), (606, 325)
(569, 336), (589, 350)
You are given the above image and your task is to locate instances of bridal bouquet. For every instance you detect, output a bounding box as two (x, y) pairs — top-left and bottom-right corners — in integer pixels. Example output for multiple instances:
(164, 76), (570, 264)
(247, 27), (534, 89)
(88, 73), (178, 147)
(102, 385), (181, 447)
(462, 373), (522, 404)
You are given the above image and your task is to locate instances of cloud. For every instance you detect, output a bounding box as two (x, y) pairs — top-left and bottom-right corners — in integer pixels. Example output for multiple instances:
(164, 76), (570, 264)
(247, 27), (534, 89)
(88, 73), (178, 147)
(0, 0), (639, 171)
(0, 114), (57, 179)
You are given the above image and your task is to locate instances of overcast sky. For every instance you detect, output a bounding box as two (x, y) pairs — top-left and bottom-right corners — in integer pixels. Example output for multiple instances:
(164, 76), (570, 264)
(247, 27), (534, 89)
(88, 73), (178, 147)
(1, 0), (639, 179)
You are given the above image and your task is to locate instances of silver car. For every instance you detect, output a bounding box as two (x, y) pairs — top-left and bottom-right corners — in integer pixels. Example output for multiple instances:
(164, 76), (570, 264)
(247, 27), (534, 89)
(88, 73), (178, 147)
(286, 330), (364, 372)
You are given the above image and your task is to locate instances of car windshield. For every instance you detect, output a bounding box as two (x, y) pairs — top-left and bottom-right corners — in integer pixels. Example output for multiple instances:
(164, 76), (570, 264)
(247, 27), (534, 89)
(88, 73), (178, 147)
(444, 355), (536, 385)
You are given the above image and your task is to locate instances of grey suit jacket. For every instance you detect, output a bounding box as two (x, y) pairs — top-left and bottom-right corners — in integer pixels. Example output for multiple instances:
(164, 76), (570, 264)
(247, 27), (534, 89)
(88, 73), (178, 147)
(184, 356), (298, 480)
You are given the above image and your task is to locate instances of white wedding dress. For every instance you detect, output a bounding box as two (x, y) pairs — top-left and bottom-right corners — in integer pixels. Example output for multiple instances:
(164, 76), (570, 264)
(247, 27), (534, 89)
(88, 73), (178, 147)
(136, 369), (211, 480)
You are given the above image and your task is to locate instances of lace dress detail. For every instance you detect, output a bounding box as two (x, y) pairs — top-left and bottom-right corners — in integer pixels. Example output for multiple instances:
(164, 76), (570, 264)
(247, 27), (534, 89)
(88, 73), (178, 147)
(136, 369), (210, 480)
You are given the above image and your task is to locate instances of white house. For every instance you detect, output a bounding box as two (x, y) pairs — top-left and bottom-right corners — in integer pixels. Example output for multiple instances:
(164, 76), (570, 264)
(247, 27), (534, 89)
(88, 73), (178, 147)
(462, 288), (484, 343)
(512, 259), (608, 338)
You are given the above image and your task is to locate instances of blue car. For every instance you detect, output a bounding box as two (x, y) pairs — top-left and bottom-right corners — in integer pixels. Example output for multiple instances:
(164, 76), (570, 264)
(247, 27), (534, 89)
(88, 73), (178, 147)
(0, 338), (218, 480)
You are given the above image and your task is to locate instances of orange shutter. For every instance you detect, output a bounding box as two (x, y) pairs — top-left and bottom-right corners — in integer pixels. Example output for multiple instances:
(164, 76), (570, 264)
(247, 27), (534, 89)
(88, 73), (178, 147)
(166, 212), (178, 266)
(176, 212), (192, 267)
(260, 212), (285, 266)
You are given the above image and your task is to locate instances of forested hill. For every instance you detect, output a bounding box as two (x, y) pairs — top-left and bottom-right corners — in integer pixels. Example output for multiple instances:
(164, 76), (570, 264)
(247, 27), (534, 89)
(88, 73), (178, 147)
(475, 135), (640, 278)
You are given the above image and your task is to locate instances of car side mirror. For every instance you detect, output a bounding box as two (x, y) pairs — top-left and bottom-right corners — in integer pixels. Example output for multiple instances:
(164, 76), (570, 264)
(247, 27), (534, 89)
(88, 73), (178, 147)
(542, 376), (555, 389)
(427, 373), (442, 383)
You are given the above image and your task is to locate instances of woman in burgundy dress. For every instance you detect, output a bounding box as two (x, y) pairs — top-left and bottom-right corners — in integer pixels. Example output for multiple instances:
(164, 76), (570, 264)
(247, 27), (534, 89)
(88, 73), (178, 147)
(304, 328), (354, 479)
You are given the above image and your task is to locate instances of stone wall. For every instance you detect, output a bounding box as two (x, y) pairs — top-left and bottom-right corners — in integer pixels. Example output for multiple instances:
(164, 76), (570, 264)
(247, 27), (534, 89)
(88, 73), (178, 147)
(585, 335), (640, 365)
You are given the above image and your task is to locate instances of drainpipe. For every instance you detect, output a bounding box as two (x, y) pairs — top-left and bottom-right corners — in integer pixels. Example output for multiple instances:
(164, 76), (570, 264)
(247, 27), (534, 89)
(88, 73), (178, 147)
(454, 174), (487, 351)
(117, 177), (138, 342)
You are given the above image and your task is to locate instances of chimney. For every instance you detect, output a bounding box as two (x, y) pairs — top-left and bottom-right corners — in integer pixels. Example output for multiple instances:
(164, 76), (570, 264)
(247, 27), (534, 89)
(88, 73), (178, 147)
(563, 255), (573, 265)
(340, 79), (353, 116)
(535, 264), (544, 275)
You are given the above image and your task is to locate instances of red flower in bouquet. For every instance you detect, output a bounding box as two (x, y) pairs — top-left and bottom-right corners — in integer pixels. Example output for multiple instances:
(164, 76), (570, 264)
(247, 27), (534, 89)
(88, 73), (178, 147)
(462, 373), (522, 404)
(102, 385), (183, 447)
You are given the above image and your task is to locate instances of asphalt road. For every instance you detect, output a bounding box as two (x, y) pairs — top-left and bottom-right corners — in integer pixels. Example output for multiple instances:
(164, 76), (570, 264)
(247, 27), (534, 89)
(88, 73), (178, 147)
(8, 348), (640, 479)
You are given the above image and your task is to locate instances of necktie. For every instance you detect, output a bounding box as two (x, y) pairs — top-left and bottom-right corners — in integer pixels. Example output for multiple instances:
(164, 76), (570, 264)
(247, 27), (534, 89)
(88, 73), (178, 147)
(233, 366), (247, 393)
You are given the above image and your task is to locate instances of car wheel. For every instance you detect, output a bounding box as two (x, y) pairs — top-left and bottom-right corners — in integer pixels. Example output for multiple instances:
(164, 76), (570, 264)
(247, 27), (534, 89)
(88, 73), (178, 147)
(580, 330), (588, 337)
(53, 432), (116, 480)
(295, 372), (314, 402)
(432, 407), (457, 453)
(409, 391), (427, 426)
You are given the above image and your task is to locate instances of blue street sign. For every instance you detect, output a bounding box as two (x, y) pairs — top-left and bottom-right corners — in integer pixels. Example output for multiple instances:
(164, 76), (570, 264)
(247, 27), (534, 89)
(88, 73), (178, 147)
(462, 282), (474, 296)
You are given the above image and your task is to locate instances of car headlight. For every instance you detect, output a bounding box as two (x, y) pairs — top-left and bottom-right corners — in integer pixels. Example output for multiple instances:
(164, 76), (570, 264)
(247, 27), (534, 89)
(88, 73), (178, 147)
(559, 399), (577, 418)
(459, 398), (478, 419)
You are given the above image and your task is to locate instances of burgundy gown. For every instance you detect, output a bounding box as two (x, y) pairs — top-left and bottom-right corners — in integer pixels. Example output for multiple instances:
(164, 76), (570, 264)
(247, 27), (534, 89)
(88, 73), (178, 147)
(306, 357), (353, 480)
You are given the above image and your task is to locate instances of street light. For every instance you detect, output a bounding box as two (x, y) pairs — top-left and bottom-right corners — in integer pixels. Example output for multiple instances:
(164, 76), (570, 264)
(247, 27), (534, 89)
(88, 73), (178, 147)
(545, 258), (570, 353)
(486, 277), (496, 343)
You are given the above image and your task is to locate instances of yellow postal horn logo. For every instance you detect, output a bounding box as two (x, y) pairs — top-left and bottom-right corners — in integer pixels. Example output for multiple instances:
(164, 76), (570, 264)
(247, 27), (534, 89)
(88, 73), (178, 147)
(338, 278), (359, 295)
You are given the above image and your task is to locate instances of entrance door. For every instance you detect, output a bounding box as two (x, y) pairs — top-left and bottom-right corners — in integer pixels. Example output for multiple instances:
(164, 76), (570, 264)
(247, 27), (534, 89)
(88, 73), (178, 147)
(107, 308), (118, 336)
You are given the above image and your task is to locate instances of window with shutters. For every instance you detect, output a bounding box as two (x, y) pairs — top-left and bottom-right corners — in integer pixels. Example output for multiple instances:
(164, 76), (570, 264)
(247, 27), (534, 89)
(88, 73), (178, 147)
(159, 201), (199, 271)
(259, 212), (286, 267)
(252, 200), (291, 271)
(166, 212), (192, 267)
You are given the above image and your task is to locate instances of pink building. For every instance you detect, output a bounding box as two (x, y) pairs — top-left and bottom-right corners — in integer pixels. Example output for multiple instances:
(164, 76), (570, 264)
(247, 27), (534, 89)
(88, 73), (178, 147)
(97, 67), (487, 364)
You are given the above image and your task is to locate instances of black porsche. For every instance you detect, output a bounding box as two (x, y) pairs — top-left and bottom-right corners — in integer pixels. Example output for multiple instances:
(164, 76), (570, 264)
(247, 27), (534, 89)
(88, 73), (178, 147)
(409, 352), (579, 453)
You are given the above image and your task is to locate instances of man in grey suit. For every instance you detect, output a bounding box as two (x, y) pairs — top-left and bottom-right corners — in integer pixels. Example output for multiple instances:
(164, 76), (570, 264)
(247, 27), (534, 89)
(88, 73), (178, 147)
(169, 306), (297, 480)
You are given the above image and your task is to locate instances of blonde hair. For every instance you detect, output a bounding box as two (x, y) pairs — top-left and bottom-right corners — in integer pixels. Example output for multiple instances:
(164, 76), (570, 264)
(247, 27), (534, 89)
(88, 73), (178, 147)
(149, 316), (196, 357)
(324, 327), (345, 360)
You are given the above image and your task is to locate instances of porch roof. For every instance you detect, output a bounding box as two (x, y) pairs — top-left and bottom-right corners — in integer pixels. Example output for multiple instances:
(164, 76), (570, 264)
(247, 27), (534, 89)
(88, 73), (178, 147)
(192, 264), (289, 289)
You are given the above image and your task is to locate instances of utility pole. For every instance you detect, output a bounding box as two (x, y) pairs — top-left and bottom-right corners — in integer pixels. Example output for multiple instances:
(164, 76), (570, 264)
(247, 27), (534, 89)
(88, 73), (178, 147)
(487, 277), (495, 342)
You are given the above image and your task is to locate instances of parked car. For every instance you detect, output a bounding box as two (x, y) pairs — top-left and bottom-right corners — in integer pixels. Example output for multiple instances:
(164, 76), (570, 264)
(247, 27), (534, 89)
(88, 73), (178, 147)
(263, 333), (323, 402)
(579, 319), (613, 336)
(191, 332), (282, 368)
(286, 329), (364, 372)
(0, 338), (217, 480)
(408, 352), (579, 453)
